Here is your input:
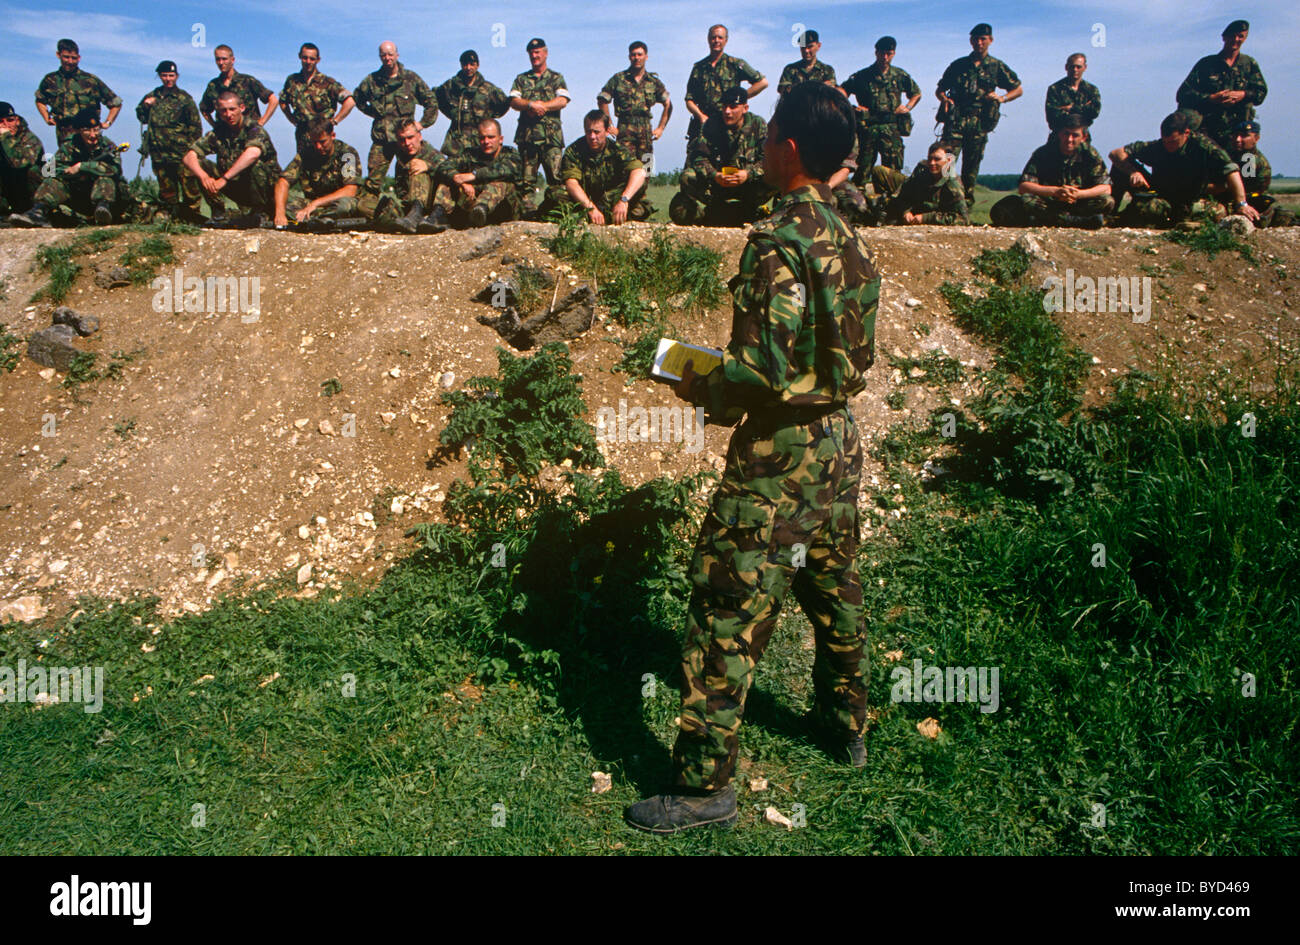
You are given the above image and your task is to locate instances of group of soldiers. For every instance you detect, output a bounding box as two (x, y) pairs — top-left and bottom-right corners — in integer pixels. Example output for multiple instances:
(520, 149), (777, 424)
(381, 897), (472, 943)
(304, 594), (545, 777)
(0, 20), (1289, 232)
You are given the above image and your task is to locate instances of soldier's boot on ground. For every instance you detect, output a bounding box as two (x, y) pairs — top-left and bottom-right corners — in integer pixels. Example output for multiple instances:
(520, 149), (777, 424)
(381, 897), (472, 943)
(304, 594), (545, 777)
(417, 206), (449, 234)
(93, 201), (113, 226)
(467, 204), (488, 228)
(394, 200), (426, 235)
(847, 734), (867, 768)
(9, 204), (53, 228)
(1058, 212), (1105, 230)
(623, 785), (737, 834)
(669, 192), (703, 226)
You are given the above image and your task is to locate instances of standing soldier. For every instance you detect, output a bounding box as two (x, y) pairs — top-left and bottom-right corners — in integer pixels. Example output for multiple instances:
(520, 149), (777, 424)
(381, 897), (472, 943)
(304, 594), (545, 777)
(776, 29), (836, 98)
(1045, 54), (1100, 133)
(200, 46), (278, 129)
(840, 36), (921, 181)
(137, 60), (204, 223)
(183, 90), (282, 227)
(436, 50), (510, 160)
(670, 87), (773, 227)
(1176, 20), (1267, 150)
(18, 108), (131, 227)
(34, 39), (122, 147)
(509, 38), (571, 216)
(0, 103), (46, 220)
(936, 23), (1022, 205)
(560, 110), (650, 224)
(273, 118), (362, 229)
(425, 118), (525, 232)
(597, 42), (671, 171)
(684, 24), (767, 145)
(353, 42), (439, 184)
(1224, 120), (1290, 227)
(278, 43), (355, 150)
(625, 83), (879, 834)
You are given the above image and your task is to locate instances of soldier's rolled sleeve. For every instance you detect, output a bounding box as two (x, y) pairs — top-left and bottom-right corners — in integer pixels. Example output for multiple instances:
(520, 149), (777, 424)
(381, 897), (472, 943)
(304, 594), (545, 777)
(560, 150), (582, 184)
(251, 77), (273, 104)
(417, 79), (438, 127)
(997, 63), (1021, 91)
(737, 59), (763, 84)
(100, 82), (123, 109)
(281, 155), (302, 185)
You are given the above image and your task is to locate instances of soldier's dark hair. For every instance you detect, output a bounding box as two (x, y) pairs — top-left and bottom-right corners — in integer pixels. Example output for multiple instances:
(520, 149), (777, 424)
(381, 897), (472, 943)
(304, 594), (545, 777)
(478, 118), (502, 136)
(1058, 113), (1088, 131)
(304, 117), (333, 139)
(1160, 111), (1190, 136)
(628, 41), (647, 54)
(216, 90), (241, 105)
(769, 82), (854, 181)
(927, 141), (949, 157)
(57, 39), (79, 54)
(1066, 52), (1087, 65)
(397, 118), (421, 134)
(299, 43), (320, 57)
(583, 110), (611, 130)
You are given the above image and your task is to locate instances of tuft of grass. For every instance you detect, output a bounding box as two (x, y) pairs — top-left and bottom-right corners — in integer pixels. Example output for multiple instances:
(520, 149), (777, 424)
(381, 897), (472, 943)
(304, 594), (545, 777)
(30, 222), (198, 303)
(1164, 223), (1258, 265)
(320, 377), (342, 398)
(113, 417), (136, 439)
(0, 323), (22, 374)
(118, 234), (176, 285)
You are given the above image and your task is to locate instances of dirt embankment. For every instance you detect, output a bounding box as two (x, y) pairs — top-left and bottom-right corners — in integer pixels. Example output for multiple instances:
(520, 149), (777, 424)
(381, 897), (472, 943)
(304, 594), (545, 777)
(0, 222), (1296, 620)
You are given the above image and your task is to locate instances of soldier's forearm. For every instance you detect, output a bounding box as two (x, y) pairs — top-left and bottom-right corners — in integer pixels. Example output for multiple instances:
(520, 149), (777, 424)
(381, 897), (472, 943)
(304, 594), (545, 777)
(334, 98), (355, 124)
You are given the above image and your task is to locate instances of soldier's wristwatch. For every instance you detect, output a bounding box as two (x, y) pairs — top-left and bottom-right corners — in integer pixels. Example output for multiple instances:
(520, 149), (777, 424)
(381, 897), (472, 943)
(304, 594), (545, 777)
(619, 195), (630, 203)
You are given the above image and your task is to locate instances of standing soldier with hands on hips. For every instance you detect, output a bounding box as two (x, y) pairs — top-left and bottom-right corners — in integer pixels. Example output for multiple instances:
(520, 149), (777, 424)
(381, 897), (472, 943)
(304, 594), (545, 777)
(626, 81), (879, 835)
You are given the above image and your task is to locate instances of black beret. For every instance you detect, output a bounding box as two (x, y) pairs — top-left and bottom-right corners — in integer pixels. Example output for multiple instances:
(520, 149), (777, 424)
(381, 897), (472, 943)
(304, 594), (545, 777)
(156, 60), (178, 74)
(798, 29), (819, 47)
(1232, 119), (1260, 135)
(720, 86), (746, 106)
(526, 37), (546, 51)
(0, 102), (15, 119)
(970, 23), (993, 37)
(1222, 19), (1249, 36)
(875, 35), (896, 51)
(70, 107), (101, 129)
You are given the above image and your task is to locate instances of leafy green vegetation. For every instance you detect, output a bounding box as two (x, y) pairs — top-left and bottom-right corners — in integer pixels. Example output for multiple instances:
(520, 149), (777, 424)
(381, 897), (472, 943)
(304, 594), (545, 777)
(0, 323), (22, 374)
(320, 377), (342, 398)
(30, 222), (198, 303)
(1164, 222), (1258, 265)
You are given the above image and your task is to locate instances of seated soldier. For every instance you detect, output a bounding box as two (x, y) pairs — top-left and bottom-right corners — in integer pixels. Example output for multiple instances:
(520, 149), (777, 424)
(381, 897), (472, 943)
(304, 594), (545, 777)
(273, 117), (364, 230)
(884, 142), (969, 225)
(183, 89), (281, 227)
(1108, 111), (1257, 228)
(990, 114), (1112, 228)
(16, 107), (131, 227)
(423, 118), (523, 232)
(670, 86), (775, 226)
(1226, 120), (1293, 228)
(1, 102), (47, 222)
(827, 132), (873, 225)
(359, 118), (446, 233)
(560, 110), (650, 225)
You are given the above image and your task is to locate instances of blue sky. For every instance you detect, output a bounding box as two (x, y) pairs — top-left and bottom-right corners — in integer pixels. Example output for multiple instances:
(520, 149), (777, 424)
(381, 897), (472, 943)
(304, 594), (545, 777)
(3, 0), (1297, 177)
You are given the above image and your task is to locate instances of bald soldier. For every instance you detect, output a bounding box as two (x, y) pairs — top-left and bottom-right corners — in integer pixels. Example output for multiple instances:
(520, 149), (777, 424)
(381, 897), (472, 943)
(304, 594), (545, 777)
(684, 25), (767, 144)
(200, 45), (277, 128)
(353, 42), (439, 182)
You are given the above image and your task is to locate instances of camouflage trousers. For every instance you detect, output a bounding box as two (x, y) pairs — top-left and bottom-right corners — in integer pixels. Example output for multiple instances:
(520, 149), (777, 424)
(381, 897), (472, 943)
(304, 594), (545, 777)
(938, 128), (988, 204)
(440, 129), (478, 160)
(34, 172), (128, 215)
(286, 194), (360, 219)
(1247, 195), (1296, 228)
(855, 122), (905, 181)
(366, 139), (404, 181)
(672, 167), (774, 226)
(152, 160), (204, 219)
(570, 184), (652, 222)
(989, 193), (1115, 227)
(188, 157), (276, 217)
(359, 170), (435, 220)
(517, 139), (563, 212)
(672, 407), (869, 791)
(613, 121), (655, 169)
(0, 164), (42, 214)
(833, 180), (874, 225)
(431, 180), (521, 223)
(1114, 192), (1222, 229)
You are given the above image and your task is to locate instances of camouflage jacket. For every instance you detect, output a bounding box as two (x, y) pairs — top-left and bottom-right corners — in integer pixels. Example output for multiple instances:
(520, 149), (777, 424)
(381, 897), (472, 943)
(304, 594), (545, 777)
(685, 53), (762, 132)
(35, 68), (122, 126)
(1044, 77), (1100, 129)
(1020, 141), (1108, 189)
(279, 71), (351, 131)
(559, 138), (641, 198)
(687, 182), (878, 419)
(688, 112), (767, 181)
(841, 63), (920, 126)
(436, 71), (510, 136)
(777, 59), (836, 95)
(1122, 134), (1237, 208)
(888, 164), (969, 224)
(282, 140), (362, 199)
(1176, 52), (1266, 143)
(200, 70), (274, 120)
(0, 117), (46, 172)
(53, 133), (125, 180)
(937, 53), (1020, 132)
(353, 65), (438, 143)
(509, 69), (570, 147)
(190, 117), (280, 180)
(442, 144), (522, 187)
(390, 141), (447, 199)
(136, 85), (202, 164)
(597, 69), (668, 123)
(1227, 145), (1271, 197)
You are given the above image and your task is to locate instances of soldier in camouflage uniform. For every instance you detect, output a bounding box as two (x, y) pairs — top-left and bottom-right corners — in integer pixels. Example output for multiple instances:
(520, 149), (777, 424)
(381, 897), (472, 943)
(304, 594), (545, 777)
(352, 42), (439, 184)
(0, 103), (46, 218)
(509, 38), (571, 215)
(361, 119), (446, 233)
(559, 111), (650, 224)
(200, 46), (277, 128)
(826, 131), (875, 225)
(1045, 54), (1100, 133)
(936, 23), (1022, 204)
(840, 36), (921, 179)
(436, 50), (510, 160)
(136, 61), (204, 222)
(884, 143), (969, 225)
(273, 118), (363, 228)
(183, 91), (281, 225)
(1176, 20), (1267, 150)
(684, 25), (767, 145)
(22, 109), (131, 227)
(278, 43), (355, 150)
(625, 84), (878, 833)
(1226, 120), (1292, 228)
(35, 39), (122, 147)
(991, 116), (1113, 228)
(597, 42), (671, 171)
(776, 29), (836, 98)
(1108, 111), (1257, 228)
(425, 118), (522, 232)
(671, 87), (775, 227)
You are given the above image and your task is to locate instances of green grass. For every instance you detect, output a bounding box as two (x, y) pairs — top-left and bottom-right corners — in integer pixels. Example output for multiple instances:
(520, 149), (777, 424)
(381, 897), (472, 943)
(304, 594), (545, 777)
(0, 323), (22, 374)
(30, 222), (199, 304)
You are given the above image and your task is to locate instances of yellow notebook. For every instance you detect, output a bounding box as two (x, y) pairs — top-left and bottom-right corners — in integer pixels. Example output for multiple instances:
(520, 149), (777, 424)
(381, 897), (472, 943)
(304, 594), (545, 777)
(651, 338), (723, 383)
